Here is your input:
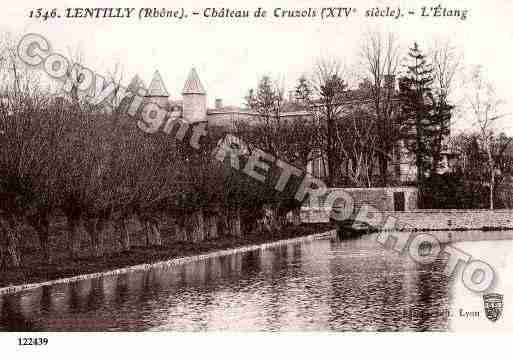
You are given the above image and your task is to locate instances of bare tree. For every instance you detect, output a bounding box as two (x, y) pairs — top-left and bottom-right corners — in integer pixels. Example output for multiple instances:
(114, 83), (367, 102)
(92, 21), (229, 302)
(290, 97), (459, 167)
(466, 66), (509, 209)
(0, 34), (52, 267)
(307, 59), (348, 186)
(236, 75), (317, 230)
(243, 75), (285, 157)
(429, 40), (461, 172)
(431, 40), (461, 100)
(360, 31), (401, 186)
(335, 105), (378, 187)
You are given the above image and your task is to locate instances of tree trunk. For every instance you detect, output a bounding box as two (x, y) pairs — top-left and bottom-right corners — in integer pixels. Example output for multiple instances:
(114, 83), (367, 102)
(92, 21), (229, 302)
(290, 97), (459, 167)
(277, 207), (289, 230)
(37, 219), (50, 264)
(145, 219), (162, 246)
(153, 221), (162, 246)
(271, 207), (283, 231)
(227, 208), (242, 237)
(175, 217), (188, 241)
(490, 168), (495, 210)
(29, 214), (50, 264)
(218, 210), (229, 236)
(488, 149), (495, 210)
(117, 217), (131, 251)
(326, 107), (335, 187)
(264, 205), (285, 231)
(205, 214), (218, 240)
(379, 153), (388, 187)
(67, 217), (82, 259)
(0, 216), (21, 269)
(84, 218), (105, 258)
(145, 220), (151, 246)
(261, 206), (272, 232)
(187, 210), (205, 242)
(291, 208), (302, 226)
(6, 232), (20, 268)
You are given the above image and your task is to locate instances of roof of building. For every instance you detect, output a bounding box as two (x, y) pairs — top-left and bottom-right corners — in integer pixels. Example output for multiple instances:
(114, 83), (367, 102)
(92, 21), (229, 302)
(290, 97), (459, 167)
(147, 70), (170, 97)
(126, 74), (146, 93)
(182, 68), (206, 95)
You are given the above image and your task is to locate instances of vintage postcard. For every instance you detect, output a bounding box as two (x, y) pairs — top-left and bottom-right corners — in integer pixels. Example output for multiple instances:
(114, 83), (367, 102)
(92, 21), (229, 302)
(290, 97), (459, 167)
(0, 0), (512, 356)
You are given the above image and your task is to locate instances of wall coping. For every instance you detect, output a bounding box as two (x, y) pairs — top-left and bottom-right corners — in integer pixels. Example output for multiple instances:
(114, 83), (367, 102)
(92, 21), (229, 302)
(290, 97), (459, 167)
(302, 207), (513, 214)
(378, 209), (513, 214)
(327, 187), (418, 192)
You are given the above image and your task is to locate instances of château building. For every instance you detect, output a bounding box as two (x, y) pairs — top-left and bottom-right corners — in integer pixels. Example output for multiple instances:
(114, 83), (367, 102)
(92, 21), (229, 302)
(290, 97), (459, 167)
(141, 68), (420, 185)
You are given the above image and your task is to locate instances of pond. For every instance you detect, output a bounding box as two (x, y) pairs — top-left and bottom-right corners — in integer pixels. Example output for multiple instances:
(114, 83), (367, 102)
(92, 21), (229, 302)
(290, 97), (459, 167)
(1, 231), (512, 331)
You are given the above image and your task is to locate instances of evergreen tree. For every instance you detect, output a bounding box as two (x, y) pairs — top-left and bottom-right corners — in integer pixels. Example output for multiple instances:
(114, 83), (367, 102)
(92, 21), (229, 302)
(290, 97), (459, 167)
(295, 75), (313, 104)
(398, 42), (444, 192)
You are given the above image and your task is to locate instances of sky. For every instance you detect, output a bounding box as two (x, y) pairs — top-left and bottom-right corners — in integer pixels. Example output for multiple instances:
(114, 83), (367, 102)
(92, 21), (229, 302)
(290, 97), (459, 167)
(1, 0), (513, 133)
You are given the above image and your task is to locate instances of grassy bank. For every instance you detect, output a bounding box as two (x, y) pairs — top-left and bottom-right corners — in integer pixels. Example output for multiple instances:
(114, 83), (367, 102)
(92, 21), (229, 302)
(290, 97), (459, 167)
(0, 223), (335, 288)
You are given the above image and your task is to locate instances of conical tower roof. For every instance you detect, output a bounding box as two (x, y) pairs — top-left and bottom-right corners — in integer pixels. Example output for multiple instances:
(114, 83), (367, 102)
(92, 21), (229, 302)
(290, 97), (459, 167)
(182, 68), (206, 95)
(147, 70), (170, 97)
(126, 74), (146, 93)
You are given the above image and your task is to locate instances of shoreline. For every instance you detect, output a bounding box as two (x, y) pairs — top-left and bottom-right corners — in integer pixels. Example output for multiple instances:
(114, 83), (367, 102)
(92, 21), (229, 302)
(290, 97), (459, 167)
(4, 223), (511, 295)
(0, 224), (336, 296)
(339, 225), (513, 234)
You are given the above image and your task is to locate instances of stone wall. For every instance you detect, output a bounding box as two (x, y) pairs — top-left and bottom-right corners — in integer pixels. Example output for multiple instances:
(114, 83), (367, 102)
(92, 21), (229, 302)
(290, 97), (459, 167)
(307, 186), (418, 212)
(375, 210), (513, 231)
(302, 207), (513, 231)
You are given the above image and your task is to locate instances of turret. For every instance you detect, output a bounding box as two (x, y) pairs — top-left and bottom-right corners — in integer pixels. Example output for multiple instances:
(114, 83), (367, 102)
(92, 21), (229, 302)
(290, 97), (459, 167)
(182, 68), (207, 122)
(127, 74), (146, 94)
(145, 70), (169, 108)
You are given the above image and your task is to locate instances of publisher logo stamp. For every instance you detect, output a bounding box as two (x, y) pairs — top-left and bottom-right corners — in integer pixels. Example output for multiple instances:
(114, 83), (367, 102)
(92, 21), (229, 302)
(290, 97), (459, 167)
(483, 293), (503, 322)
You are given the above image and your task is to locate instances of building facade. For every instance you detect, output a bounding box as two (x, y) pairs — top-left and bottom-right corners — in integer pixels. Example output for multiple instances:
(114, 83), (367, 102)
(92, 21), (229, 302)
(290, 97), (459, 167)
(142, 68), (419, 185)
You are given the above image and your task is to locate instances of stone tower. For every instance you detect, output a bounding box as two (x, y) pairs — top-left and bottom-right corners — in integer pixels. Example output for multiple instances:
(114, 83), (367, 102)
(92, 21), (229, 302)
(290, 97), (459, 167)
(145, 70), (170, 108)
(182, 68), (207, 122)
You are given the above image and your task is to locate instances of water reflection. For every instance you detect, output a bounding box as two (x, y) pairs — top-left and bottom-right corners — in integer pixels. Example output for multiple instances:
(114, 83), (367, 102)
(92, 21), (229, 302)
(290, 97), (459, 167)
(1, 232), (512, 331)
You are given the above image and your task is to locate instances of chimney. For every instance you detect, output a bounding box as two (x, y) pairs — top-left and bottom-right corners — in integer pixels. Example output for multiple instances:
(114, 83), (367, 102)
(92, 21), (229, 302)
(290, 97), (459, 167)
(215, 98), (223, 109)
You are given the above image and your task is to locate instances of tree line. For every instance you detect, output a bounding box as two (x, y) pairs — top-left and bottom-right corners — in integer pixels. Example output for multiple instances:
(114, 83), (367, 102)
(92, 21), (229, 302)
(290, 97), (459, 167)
(0, 31), (510, 269)
(244, 36), (458, 189)
(242, 33), (509, 210)
(0, 84), (308, 269)
(0, 35), (309, 269)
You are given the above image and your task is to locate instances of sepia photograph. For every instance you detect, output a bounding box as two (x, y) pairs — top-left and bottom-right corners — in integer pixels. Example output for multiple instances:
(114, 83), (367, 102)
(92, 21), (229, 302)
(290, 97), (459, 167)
(0, 0), (512, 357)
